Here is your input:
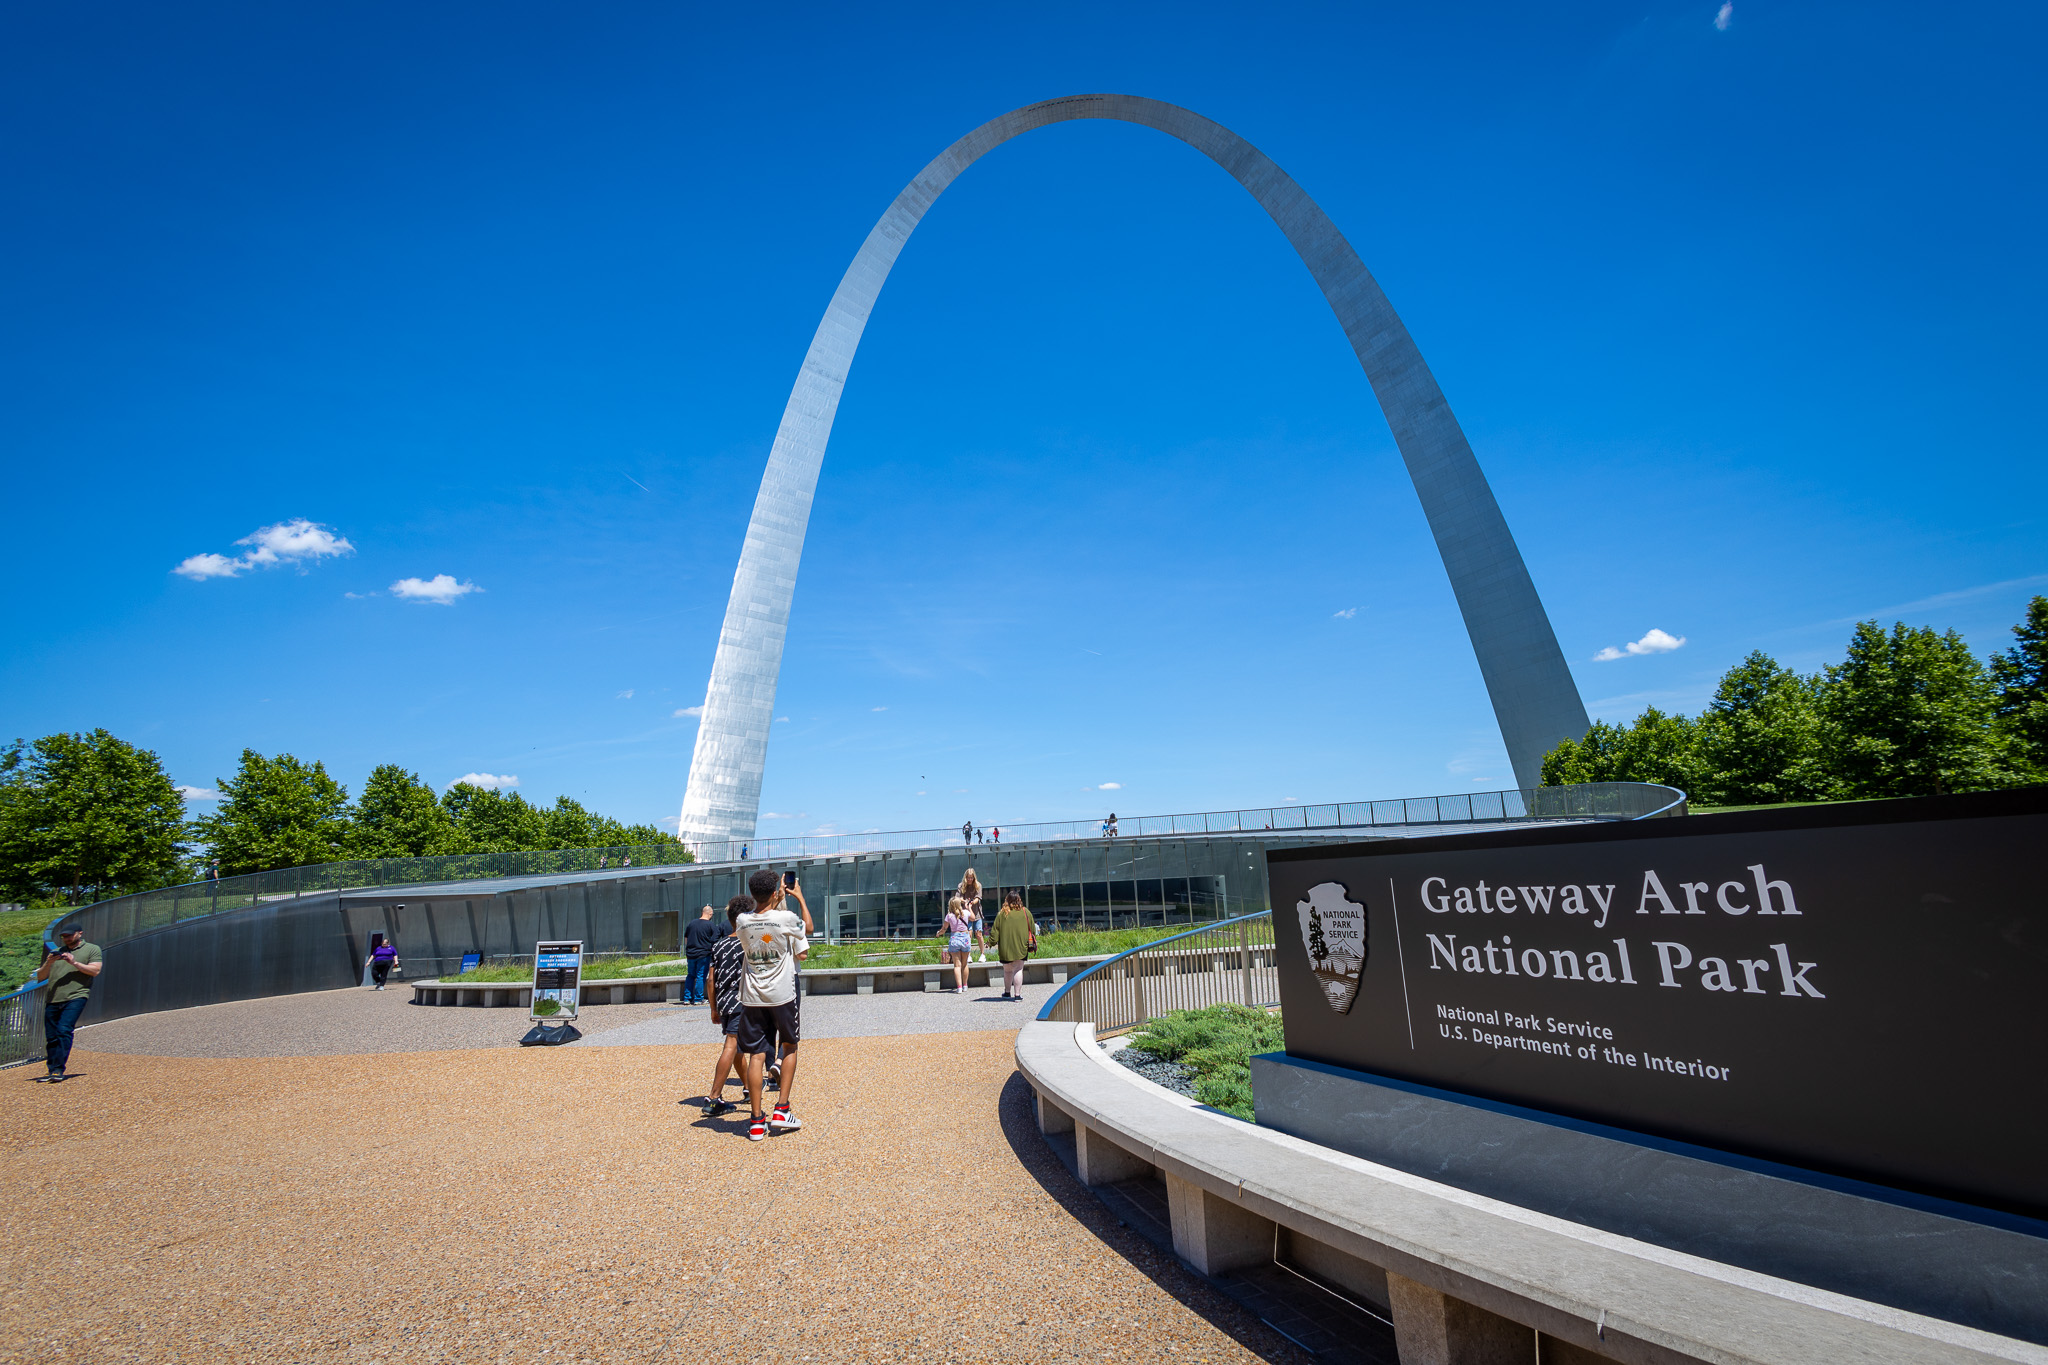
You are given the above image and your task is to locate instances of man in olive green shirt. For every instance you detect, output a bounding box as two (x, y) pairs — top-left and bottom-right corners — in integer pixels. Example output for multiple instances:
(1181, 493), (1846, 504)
(34, 926), (101, 1082)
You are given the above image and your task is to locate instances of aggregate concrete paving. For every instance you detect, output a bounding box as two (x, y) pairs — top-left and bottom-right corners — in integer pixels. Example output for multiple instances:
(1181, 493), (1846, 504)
(0, 1031), (1311, 1365)
(74, 978), (1063, 1060)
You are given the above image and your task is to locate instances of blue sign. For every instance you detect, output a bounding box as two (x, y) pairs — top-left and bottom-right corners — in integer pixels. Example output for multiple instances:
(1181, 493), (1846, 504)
(460, 952), (482, 975)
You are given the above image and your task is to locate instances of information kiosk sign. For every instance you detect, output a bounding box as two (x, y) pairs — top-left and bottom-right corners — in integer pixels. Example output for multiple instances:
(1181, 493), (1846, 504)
(530, 941), (583, 1021)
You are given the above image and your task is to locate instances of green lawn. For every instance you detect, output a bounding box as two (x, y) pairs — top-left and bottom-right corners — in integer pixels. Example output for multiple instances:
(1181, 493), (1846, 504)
(1124, 1003), (1286, 1122)
(437, 924), (1201, 983)
(0, 906), (62, 994)
(1688, 800), (1841, 815)
(797, 925), (1190, 971)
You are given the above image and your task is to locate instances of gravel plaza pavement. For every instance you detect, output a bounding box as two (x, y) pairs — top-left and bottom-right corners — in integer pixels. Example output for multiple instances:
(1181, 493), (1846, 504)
(75, 977), (1064, 1059)
(1, 987), (1308, 1364)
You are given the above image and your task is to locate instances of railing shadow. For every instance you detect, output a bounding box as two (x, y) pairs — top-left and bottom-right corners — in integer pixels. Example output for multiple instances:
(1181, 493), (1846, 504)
(993, 1067), (1313, 1365)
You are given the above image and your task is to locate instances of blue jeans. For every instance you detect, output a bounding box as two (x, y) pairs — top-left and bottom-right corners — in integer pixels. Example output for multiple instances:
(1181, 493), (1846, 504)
(44, 996), (87, 1075)
(684, 956), (709, 1003)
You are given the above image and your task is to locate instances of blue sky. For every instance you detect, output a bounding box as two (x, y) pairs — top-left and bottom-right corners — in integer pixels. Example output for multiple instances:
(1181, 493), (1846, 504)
(3, 1), (2042, 838)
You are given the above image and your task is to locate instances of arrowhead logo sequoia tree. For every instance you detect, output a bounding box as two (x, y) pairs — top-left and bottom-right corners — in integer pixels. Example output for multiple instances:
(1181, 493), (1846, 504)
(1296, 881), (1368, 1014)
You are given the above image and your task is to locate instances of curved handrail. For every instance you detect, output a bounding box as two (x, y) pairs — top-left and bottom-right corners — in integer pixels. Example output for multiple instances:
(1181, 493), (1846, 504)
(1032, 784), (1684, 1025)
(0, 977), (47, 1070)
(1036, 910), (1273, 1023)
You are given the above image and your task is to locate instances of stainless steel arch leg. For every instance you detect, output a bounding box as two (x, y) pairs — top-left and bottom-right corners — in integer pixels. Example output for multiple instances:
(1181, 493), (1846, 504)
(680, 94), (1588, 846)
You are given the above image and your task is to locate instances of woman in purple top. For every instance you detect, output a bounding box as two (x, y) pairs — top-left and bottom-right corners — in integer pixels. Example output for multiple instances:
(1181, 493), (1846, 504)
(369, 936), (400, 990)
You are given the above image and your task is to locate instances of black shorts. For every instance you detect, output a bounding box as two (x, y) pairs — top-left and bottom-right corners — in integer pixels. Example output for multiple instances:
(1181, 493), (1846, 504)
(737, 1000), (800, 1056)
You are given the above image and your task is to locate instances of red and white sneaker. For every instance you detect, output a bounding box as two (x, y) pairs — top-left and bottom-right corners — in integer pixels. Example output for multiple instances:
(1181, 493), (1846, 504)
(748, 1113), (768, 1141)
(769, 1104), (802, 1133)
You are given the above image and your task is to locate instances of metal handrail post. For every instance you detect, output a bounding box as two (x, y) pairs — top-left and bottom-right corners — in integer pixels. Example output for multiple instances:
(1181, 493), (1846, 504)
(1240, 919), (1251, 1006)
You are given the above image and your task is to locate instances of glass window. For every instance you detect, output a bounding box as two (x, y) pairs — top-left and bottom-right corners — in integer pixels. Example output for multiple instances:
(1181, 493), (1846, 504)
(641, 911), (679, 954)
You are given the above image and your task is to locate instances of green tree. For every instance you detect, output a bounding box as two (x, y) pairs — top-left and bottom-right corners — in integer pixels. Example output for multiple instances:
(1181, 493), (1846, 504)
(441, 783), (548, 852)
(1693, 652), (1828, 805)
(1817, 621), (2010, 798)
(193, 750), (353, 874)
(1989, 595), (2048, 776)
(0, 730), (187, 903)
(1537, 708), (1707, 795)
(351, 765), (462, 859)
(543, 796), (597, 850)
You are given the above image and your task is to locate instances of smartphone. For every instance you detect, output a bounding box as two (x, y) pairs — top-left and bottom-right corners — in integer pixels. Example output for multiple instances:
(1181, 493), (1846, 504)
(782, 870), (797, 889)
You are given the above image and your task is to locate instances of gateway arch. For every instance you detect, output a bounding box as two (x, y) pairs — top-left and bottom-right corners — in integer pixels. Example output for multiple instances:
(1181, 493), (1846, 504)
(679, 94), (1589, 847)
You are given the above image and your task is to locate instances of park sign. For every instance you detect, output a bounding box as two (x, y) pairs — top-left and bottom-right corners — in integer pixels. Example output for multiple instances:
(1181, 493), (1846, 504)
(530, 941), (582, 1021)
(1266, 787), (2048, 1223)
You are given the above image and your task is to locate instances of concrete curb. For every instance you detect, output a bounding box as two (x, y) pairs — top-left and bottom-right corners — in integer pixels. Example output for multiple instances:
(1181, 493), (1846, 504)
(1014, 1018), (2048, 1365)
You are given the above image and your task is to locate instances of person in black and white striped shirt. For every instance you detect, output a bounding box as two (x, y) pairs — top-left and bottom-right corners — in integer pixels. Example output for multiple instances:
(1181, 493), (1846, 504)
(699, 895), (753, 1116)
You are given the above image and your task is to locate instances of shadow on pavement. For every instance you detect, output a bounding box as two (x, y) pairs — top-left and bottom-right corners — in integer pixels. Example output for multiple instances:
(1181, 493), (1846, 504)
(995, 1068), (1314, 1365)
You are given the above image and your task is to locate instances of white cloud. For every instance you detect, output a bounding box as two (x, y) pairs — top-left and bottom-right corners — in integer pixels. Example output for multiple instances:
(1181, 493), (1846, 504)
(675, 705), (704, 718)
(762, 811), (807, 820)
(1333, 607), (1357, 620)
(239, 518), (355, 568)
(616, 689), (635, 699)
(1593, 628), (1687, 662)
(1714, 2), (1733, 30)
(775, 716), (790, 723)
(1098, 781), (1122, 790)
(391, 574), (481, 605)
(871, 706), (888, 712)
(173, 553), (244, 580)
(173, 518), (355, 581)
(447, 772), (518, 790)
(178, 785), (220, 801)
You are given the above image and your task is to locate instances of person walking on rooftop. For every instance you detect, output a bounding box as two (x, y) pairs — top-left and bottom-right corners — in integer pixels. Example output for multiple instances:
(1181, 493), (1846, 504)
(34, 924), (101, 1083)
(700, 895), (753, 1116)
(962, 820), (973, 846)
(993, 891), (1037, 1001)
(683, 904), (723, 1005)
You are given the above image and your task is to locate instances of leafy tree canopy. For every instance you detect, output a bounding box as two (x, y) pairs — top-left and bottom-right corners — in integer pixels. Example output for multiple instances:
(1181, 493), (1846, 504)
(1820, 621), (2007, 798)
(1540, 604), (2042, 805)
(1990, 595), (2048, 775)
(351, 765), (462, 859)
(0, 730), (186, 904)
(191, 750), (353, 875)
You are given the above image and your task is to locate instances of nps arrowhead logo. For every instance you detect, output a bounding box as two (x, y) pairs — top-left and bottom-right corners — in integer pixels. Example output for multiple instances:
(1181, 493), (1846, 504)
(1297, 881), (1368, 1014)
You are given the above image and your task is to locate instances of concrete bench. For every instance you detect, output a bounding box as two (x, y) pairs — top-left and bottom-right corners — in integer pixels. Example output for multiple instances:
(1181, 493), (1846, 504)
(1015, 1018), (2046, 1365)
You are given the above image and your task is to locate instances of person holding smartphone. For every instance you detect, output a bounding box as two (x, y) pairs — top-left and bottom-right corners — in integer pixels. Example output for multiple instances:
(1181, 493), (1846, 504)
(34, 924), (102, 1083)
(736, 868), (810, 1140)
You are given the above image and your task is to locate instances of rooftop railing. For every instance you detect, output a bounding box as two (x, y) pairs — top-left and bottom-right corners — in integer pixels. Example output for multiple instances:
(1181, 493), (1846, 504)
(26, 781), (1683, 984)
(685, 780), (1684, 864)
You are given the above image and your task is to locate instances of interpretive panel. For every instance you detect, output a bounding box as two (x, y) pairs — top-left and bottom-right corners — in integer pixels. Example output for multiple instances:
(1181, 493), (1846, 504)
(1267, 788), (2048, 1221)
(530, 940), (583, 1021)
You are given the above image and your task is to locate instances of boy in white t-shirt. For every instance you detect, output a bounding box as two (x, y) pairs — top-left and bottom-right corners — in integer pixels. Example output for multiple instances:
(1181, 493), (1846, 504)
(735, 868), (810, 1140)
